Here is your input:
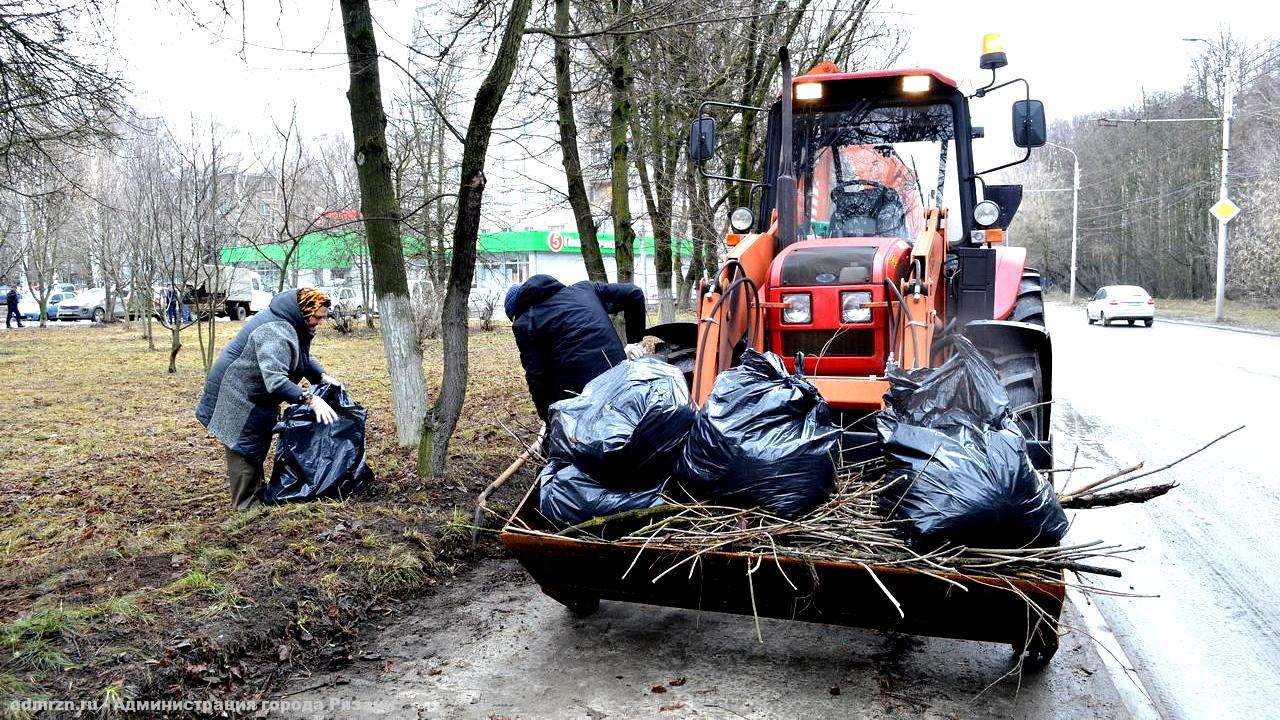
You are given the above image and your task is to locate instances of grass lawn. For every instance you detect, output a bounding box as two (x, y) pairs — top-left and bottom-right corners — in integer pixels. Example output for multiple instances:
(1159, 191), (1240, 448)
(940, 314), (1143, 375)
(0, 320), (538, 712)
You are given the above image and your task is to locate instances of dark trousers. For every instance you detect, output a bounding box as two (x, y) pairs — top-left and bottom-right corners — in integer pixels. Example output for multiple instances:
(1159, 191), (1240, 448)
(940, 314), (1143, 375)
(5, 307), (22, 327)
(225, 448), (264, 511)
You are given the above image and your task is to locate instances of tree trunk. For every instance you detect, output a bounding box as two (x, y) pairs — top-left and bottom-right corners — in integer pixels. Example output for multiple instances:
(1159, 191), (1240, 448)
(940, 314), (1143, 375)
(340, 0), (428, 448)
(554, 0), (607, 283)
(168, 324), (181, 374)
(608, 0), (637, 284)
(422, 0), (533, 479)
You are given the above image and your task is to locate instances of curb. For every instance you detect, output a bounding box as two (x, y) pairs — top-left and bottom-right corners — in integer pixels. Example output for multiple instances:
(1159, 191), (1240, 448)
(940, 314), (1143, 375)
(1067, 589), (1162, 719)
(1150, 315), (1280, 337)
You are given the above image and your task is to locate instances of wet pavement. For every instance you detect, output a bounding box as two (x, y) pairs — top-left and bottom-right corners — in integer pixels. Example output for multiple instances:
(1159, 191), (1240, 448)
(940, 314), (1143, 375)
(1047, 301), (1280, 718)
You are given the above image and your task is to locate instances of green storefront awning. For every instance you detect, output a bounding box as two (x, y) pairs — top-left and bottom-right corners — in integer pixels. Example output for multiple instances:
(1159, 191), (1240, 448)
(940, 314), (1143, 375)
(221, 230), (693, 268)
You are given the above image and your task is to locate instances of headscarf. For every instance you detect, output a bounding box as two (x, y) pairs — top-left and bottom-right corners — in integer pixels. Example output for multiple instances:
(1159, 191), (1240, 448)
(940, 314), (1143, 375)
(297, 287), (331, 320)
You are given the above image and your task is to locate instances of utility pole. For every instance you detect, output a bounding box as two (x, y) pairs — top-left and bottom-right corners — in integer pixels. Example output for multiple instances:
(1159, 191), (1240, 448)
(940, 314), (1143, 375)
(1213, 69), (1233, 322)
(1046, 142), (1080, 304)
(1184, 36), (1234, 322)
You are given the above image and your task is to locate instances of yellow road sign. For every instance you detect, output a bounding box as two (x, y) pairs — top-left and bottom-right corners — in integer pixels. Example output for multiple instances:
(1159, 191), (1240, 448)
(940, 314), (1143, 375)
(1209, 198), (1240, 223)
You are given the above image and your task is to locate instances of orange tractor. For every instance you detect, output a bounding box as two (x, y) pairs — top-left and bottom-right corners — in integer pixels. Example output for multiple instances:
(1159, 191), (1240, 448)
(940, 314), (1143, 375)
(503, 38), (1064, 660)
(682, 38), (1051, 460)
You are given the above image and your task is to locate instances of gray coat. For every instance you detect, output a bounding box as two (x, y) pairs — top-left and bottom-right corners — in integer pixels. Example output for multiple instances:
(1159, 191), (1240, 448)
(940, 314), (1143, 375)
(196, 290), (325, 462)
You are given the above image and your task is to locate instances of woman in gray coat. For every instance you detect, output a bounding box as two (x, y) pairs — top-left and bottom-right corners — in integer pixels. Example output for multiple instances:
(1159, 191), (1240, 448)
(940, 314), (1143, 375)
(196, 288), (339, 509)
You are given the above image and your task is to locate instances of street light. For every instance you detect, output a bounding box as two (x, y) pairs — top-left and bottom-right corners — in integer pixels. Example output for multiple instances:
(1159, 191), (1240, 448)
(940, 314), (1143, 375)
(1044, 142), (1080, 304)
(1184, 37), (1234, 323)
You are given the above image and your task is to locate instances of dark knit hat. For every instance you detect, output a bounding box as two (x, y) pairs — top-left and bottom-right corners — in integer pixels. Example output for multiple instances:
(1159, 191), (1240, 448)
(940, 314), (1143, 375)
(504, 284), (522, 319)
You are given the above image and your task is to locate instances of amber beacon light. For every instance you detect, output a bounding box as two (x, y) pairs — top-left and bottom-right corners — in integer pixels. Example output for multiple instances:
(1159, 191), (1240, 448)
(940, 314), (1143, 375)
(980, 32), (1007, 70)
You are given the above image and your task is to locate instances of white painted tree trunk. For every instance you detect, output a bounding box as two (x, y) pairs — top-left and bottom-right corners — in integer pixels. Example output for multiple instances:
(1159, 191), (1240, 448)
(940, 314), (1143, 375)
(377, 292), (427, 446)
(658, 288), (675, 323)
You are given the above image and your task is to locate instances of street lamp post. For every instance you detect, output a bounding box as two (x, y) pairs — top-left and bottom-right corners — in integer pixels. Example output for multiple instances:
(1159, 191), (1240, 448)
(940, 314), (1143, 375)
(1045, 142), (1080, 304)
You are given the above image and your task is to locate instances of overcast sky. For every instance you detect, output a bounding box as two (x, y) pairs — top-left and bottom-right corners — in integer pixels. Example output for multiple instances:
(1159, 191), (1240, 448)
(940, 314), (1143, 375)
(109, 0), (1274, 153)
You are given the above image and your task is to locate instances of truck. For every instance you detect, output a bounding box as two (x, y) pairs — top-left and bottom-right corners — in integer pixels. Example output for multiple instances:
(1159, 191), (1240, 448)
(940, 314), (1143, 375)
(188, 265), (272, 320)
(502, 36), (1066, 662)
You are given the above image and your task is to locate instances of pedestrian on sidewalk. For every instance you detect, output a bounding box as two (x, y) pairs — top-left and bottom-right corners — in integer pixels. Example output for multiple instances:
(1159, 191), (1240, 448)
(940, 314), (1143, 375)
(5, 287), (23, 328)
(196, 287), (341, 510)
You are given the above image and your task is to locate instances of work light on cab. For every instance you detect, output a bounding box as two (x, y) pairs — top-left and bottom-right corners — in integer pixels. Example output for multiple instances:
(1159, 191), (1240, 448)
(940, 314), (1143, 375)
(902, 75), (931, 93)
(795, 83), (823, 101)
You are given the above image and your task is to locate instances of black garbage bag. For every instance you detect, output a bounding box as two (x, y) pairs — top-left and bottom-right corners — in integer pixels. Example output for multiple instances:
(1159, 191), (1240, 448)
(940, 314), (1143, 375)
(538, 460), (666, 527)
(875, 336), (1067, 548)
(261, 383), (374, 504)
(675, 349), (840, 519)
(546, 357), (695, 490)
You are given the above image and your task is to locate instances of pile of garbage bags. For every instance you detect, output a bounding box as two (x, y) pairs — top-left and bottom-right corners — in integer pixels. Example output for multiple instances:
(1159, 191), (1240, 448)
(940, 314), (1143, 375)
(675, 349), (840, 519)
(262, 383), (374, 504)
(539, 358), (691, 525)
(875, 337), (1068, 549)
(539, 350), (843, 526)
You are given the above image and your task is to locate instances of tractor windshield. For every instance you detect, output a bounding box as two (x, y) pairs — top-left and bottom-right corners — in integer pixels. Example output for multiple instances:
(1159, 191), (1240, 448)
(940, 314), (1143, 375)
(793, 101), (957, 242)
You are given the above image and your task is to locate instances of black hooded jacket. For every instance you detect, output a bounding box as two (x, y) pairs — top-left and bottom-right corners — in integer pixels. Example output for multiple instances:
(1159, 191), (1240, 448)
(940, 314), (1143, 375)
(508, 274), (646, 420)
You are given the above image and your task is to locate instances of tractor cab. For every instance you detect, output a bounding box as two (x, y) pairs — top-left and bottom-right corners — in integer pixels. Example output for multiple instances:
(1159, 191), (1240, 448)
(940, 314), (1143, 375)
(685, 38), (1052, 447)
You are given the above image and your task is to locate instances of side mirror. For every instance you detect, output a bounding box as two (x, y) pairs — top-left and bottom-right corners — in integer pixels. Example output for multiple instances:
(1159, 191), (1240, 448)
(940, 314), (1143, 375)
(1012, 99), (1046, 148)
(687, 116), (716, 164)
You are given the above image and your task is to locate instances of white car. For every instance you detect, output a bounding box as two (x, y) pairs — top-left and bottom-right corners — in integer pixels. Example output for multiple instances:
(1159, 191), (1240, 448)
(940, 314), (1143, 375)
(319, 286), (364, 319)
(1086, 285), (1155, 327)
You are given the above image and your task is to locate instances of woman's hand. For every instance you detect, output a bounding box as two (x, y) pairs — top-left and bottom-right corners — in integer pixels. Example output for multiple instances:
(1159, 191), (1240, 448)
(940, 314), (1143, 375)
(321, 373), (342, 386)
(309, 395), (338, 425)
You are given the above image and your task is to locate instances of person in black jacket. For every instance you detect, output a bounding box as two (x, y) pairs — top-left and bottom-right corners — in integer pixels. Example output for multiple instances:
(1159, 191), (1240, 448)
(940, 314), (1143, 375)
(5, 287), (22, 328)
(505, 274), (646, 420)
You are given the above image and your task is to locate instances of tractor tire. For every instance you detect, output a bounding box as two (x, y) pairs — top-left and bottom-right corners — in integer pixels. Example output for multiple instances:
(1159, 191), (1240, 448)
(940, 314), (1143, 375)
(990, 345), (1047, 441)
(1011, 269), (1046, 326)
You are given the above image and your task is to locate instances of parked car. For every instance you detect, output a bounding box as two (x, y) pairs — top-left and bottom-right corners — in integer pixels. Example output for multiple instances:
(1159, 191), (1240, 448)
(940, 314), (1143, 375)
(1086, 285), (1155, 327)
(57, 288), (127, 322)
(319, 286), (364, 319)
(19, 290), (73, 321)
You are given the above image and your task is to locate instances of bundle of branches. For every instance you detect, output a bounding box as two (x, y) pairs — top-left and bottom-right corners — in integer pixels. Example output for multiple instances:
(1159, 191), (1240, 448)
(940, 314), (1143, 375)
(1057, 425), (1243, 508)
(519, 461), (1138, 587)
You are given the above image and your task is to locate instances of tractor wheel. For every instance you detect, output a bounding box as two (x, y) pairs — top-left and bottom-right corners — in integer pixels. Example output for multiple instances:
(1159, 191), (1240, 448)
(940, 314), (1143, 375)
(1011, 269), (1046, 326)
(991, 345), (1047, 441)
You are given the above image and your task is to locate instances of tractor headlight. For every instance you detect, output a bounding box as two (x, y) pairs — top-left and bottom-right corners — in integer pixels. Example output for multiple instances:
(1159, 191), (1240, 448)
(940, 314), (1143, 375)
(840, 291), (873, 323)
(974, 200), (1000, 227)
(729, 206), (755, 232)
(781, 293), (811, 324)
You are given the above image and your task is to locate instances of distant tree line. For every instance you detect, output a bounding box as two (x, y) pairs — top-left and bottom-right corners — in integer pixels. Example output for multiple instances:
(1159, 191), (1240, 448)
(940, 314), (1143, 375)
(1012, 33), (1280, 303)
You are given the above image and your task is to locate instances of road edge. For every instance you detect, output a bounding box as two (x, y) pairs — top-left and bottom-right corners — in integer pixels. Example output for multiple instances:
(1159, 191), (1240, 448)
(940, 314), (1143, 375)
(1067, 589), (1161, 719)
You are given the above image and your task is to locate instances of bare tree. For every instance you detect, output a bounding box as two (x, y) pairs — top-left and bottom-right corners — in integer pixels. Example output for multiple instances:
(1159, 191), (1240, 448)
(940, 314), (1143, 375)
(340, 0), (431, 452)
(0, 1), (125, 192)
(421, 0), (534, 478)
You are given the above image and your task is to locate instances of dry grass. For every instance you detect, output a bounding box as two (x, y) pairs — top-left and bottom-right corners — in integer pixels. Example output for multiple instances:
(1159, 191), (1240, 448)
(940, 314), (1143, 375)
(0, 319), (535, 705)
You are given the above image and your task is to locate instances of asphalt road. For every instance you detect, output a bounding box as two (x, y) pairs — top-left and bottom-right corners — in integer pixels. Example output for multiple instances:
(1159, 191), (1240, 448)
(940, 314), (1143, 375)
(1046, 302), (1280, 719)
(276, 560), (1126, 720)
